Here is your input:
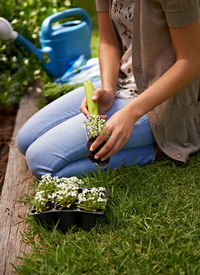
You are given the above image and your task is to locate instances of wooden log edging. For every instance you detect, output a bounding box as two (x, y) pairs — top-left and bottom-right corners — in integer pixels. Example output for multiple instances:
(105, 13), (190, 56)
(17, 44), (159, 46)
(0, 83), (39, 275)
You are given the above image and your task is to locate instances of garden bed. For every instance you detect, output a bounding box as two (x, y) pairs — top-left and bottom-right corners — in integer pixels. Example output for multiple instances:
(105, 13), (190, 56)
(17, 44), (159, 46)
(0, 83), (39, 275)
(0, 105), (17, 195)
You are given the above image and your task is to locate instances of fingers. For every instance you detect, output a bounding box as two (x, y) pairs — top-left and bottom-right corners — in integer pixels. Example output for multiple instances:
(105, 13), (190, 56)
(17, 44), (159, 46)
(89, 118), (131, 160)
(92, 88), (104, 101)
(80, 89), (104, 117)
(90, 132), (109, 152)
(80, 97), (90, 117)
(92, 133), (126, 161)
(99, 114), (107, 119)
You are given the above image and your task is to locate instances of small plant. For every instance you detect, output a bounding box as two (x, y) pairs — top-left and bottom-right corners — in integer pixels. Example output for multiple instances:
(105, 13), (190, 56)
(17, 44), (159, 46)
(77, 187), (107, 212)
(31, 174), (107, 213)
(84, 114), (106, 138)
(54, 176), (83, 209)
(32, 174), (59, 212)
(83, 80), (110, 167)
(42, 82), (82, 102)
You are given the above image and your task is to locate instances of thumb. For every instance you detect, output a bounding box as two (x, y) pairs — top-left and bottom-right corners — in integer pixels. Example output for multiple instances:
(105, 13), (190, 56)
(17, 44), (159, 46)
(92, 88), (103, 101)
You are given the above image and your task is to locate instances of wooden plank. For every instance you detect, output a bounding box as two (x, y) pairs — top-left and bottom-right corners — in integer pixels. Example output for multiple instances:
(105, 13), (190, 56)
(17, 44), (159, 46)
(0, 82), (40, 275)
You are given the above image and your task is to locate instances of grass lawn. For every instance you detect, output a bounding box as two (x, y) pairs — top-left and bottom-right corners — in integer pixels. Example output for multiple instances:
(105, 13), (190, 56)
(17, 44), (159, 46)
(15, 16), (200, 275)
(16, 155), (200, 274)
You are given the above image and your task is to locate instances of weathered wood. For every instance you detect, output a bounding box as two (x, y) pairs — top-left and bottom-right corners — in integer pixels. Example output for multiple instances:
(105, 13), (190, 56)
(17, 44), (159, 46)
(0, 82), (40, 275)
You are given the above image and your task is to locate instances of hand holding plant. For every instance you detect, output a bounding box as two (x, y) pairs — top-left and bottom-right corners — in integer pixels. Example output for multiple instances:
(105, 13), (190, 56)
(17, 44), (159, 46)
(83, 80), (111, 167)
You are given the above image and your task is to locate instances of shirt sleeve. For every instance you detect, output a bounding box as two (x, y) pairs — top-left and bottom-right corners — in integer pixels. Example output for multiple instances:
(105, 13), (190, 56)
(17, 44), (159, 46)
(96, 0), (109, 12)
(160, 0), (200, 28)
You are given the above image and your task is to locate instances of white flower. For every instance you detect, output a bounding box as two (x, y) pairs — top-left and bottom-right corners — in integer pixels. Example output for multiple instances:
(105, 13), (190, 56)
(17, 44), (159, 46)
(34, 69), (40, 75)
(41, 7), (47, 12)
(20, 11), (25, 16)
(12, 56), (17, 62)
(84, 115), (106, 138)
(98, 187), (106, 191)
(11, 19), (18, 25)
(1, 55), (7, 62)
(64, 0), (71, 6)
(91, 187), (98, 193)
(32, 34), (37, 39)
(31, 11), (37, 17)
(24, 58), (29, 65)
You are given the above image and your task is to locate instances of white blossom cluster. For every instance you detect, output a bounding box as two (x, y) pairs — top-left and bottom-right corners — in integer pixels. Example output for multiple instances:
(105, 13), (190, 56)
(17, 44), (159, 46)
(77, 187), (107, 212)
(53, 183), (80, 209)
(33, 174), (84, 212)
(84, 115), (106, 138)
(32, 174), (107, 212)
(34, 190), (46, 206)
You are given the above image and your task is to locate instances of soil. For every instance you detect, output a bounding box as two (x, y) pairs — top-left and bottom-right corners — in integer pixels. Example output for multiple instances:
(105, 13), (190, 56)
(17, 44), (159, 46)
(0, 105), (17, 194)
(87, 136), (110, 168)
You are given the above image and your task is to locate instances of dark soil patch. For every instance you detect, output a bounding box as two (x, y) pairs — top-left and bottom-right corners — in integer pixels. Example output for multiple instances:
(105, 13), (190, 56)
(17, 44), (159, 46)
(87, 136), (110, 168)
(0, 105), (17, 194)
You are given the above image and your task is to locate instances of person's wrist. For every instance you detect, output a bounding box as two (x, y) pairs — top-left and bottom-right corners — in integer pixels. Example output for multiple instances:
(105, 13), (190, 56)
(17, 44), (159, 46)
(103, 87), (115, 98)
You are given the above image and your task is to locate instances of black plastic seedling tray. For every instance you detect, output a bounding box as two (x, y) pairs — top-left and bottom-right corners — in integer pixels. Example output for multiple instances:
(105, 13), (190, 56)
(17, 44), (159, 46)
(29, 207), (105, 232)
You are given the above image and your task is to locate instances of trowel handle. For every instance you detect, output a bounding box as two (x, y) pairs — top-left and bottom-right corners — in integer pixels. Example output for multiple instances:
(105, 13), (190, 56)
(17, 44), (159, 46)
(41, 8), (92, 39)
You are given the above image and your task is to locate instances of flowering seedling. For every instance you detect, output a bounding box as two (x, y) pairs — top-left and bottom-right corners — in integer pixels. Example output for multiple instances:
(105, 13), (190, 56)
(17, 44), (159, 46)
(32, 174), (59, 212)
(31, 174), (108, 213)
(83, 80), (110, 167)
(32, 174), (84, 212)
(83, 114), (106, 139)
(54, 177), (83, 209)
(76, 187), (107, 212)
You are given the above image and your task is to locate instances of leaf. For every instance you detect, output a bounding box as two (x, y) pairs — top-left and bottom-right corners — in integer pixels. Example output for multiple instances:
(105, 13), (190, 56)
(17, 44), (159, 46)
(84, 80), (98, 115)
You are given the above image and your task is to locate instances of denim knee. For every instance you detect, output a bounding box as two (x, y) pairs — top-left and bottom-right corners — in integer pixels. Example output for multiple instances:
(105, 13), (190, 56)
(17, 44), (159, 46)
(16, 125), (31, 155)
(25, 142), (54, 179)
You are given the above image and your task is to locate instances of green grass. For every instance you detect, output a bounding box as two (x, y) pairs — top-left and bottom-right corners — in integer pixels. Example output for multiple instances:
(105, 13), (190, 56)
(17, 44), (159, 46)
(15, 152), (200, 274)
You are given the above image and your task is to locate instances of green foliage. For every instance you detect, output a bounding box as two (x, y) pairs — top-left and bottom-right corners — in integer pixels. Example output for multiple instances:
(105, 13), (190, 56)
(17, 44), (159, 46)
(42, 82), (82, 101)
(0, 0), (73, 105)
(15, 152), (200, 274)
(0, 0), (99, 106)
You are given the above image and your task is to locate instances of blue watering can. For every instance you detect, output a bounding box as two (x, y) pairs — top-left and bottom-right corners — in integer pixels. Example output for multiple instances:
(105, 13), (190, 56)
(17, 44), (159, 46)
(0, 8), (92, 78)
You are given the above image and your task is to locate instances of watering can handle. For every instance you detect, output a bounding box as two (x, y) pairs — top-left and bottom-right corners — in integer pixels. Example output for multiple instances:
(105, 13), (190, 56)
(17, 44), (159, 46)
(41, 8), (92, 39)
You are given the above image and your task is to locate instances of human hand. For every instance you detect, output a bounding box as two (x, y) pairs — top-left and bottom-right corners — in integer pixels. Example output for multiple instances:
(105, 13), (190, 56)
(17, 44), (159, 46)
(89, 107), (136, 161)
(80, 88), (114, 118)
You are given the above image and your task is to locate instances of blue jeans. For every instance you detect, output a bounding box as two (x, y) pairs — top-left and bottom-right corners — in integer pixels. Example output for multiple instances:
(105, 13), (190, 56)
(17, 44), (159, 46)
(16, 81), (156, 178)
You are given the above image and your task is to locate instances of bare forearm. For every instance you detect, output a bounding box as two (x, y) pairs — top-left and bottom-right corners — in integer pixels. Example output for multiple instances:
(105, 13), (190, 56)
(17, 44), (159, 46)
(125, 59), (200, 122)
(97, 12), (120, 96)
(98, 42), (120, 96)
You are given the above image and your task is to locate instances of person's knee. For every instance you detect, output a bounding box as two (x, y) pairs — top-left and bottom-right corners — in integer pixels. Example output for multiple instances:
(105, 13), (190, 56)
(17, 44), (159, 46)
(25, 142), (54, 179)
(16, 125), (31, 155)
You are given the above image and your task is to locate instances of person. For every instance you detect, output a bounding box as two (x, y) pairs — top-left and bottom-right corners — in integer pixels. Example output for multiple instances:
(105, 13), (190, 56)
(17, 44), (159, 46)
(17, 0), (200, 179)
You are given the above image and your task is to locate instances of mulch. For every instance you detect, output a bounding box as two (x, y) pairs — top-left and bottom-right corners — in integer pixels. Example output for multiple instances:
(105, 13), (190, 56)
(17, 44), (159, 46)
(0, 105), (17, 194)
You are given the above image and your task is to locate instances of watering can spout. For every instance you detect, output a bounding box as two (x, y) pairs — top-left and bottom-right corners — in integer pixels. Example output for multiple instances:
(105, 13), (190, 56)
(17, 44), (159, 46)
(16, 33), (57, 76)
(16, 33), (44, 60)
(0, 17), (56, 77)
(0, 17), (45, 64)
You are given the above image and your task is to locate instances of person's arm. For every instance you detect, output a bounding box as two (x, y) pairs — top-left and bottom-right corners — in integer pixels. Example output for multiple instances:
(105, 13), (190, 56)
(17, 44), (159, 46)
(90, 19), (200, 160)
(80, 12), (120, 117)
(97, 11), (120, 96)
